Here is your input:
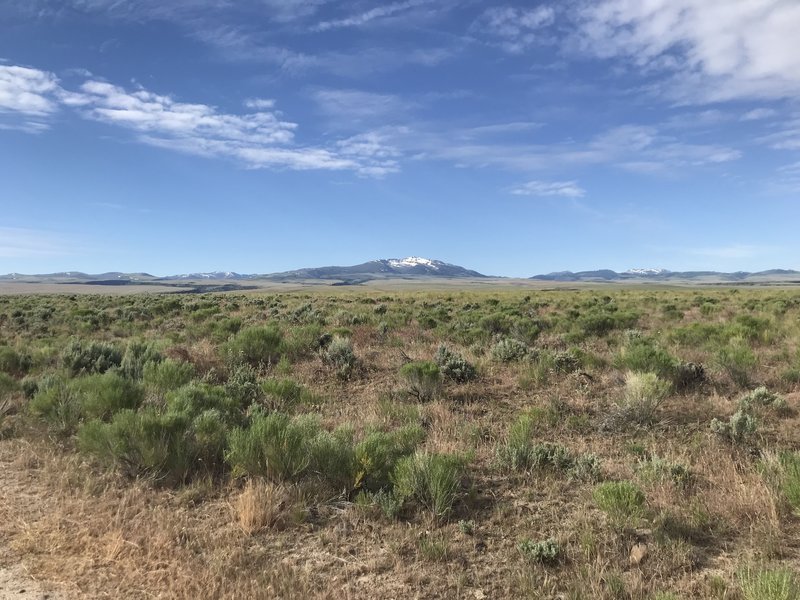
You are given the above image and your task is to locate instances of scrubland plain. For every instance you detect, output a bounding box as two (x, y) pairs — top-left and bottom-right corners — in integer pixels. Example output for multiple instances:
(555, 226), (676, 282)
(2, 287), (800, 599)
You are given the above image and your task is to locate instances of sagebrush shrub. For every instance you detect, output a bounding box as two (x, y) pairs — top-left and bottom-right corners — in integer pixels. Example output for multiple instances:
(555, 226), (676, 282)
(71, 372), (144, 421)
(78, 408), (202, 482)
(225, 326), (284, 368)
(715, 336), (756, 388)
(392, 452), (467, 520)
(711, 409), (757, 444)
(354, 425), (426, 492)
(261, 378), (319, 411)
(321, 335), (357, 380)
(518, 538), (560, 564)
(603, 372), (671, 430)
(0, 346), (31, 376)
(593, 481), (646, 528)
(399, 361), (441, 401)
(142, 359), (196, 393)
(435, 345), (477, 383)
(62, 339), (122, 376)
(121, 340), (162, 380)
(491, 338), (528, 363)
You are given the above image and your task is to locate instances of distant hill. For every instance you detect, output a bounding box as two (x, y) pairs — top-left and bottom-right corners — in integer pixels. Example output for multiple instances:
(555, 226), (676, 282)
(261, 257), (486, 282)
(0, 257), (488, 284)
(530, 269), (800, 282)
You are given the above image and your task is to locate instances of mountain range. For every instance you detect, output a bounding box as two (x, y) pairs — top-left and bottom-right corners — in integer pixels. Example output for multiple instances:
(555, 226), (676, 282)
(1, 260), (799, 285)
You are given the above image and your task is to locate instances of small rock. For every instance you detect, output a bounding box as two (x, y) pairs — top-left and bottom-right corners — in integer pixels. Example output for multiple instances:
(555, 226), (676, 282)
(629, 543), (648, 566)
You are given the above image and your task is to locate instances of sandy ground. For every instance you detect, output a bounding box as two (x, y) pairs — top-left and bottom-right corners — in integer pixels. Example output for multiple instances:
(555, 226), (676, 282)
(0, 566), (63, 600)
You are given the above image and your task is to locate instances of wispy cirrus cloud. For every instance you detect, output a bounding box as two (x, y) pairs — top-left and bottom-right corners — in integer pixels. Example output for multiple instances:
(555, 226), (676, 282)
(313, 0), (432, 32)
(511, 180), (585, 198)
(471, 5), (555, 54)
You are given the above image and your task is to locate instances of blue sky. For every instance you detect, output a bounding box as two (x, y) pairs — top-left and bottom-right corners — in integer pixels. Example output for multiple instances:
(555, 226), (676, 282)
(1, 0), (799, 277)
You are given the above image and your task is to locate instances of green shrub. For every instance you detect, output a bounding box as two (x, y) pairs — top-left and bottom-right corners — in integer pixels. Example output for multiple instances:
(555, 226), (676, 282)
(78, 409), (198, 482)
(142, 359), (196, 393)
(636, 455), (693, 489)
(120, 340), (162, 380)
(225, 326), (284, 368)
(71, 372), (144, 420)
(225, 412), (318, 481)
(615, 337), (677, 380)
(399, 361), (441, 401)
(435, 345), (477, 383)
(593, 481), (646, 528)
(61, 339), (122, 376)
(603, 372), (671, 430)
(224, 363), (261, 406)
(496, 413), (600, 479)
(738, 566), (800, 600)
(29, 380), (81, 435)
(0, 373), (18, 398)
(0, 346), (31, 376)
(491, 338), (528, 363)
(392, 452), (467, 520)
(518, 538), (560, 564)
(715, 336), (756, 388)
(261, 378), (317, 411)
(321, 335), (357, 380)
(711, 409), (757, 444)
(740, 387), (785, 412)
(779, 453), (800, 514)
(166, 383), (242, 421)
(354, 425), (426, 492)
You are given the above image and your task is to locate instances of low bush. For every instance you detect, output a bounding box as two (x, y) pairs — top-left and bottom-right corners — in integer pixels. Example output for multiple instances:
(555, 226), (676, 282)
(120, 340), (162, 380)
(321, 335), (357, 380)
(491, 338), (528, 363)
(142, 359), (196, 393)
(0, 346), (31, 376)
(392, 451), (467, 520)
(593, 481), (646, 528)
(78, 408), (212, 483)
(435, 345), (477, 383)
(261, 378), (319, 411)
(399, 361), (441, 401)
(603, 372), (671, 430)
(711, 409), (757, 444)
(354, 425), (426, 492)
(62, 339), (122, 376)
(715, 336), (756, 388)
(518, 538), (560, 565)
(225, 326), (284, 369)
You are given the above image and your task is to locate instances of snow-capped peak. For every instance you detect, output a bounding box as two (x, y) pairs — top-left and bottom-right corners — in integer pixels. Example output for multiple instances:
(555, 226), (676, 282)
(386, 257), (441, 269)
(625, 268), (670, 275)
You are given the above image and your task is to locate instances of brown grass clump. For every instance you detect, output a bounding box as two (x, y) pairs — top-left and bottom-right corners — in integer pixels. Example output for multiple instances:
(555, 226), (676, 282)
(233, 479), (298, 534)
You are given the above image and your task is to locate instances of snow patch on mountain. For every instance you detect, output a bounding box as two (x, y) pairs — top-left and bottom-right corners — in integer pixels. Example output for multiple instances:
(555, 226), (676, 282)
(624, 268), (670, 275)
(386, 257), (440, 269)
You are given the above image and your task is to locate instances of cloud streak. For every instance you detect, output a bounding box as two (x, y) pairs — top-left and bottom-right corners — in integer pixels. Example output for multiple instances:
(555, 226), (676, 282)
(511, 180), (585, 198)
(0, 63), (400, 176)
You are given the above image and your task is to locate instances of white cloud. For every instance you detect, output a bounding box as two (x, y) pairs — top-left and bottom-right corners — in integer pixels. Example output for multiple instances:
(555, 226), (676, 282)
(473, 5), (555, 53)
(313, 88), (412, 125)
(574, 0), (800, 103)
(0, 65), (61, 116)
(741, 108), (778, 121)
(0, 62), (402, 176)
(314, 0), (431, 32)
(511, 180), (585, 198)
(244, 98), (275, 110)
